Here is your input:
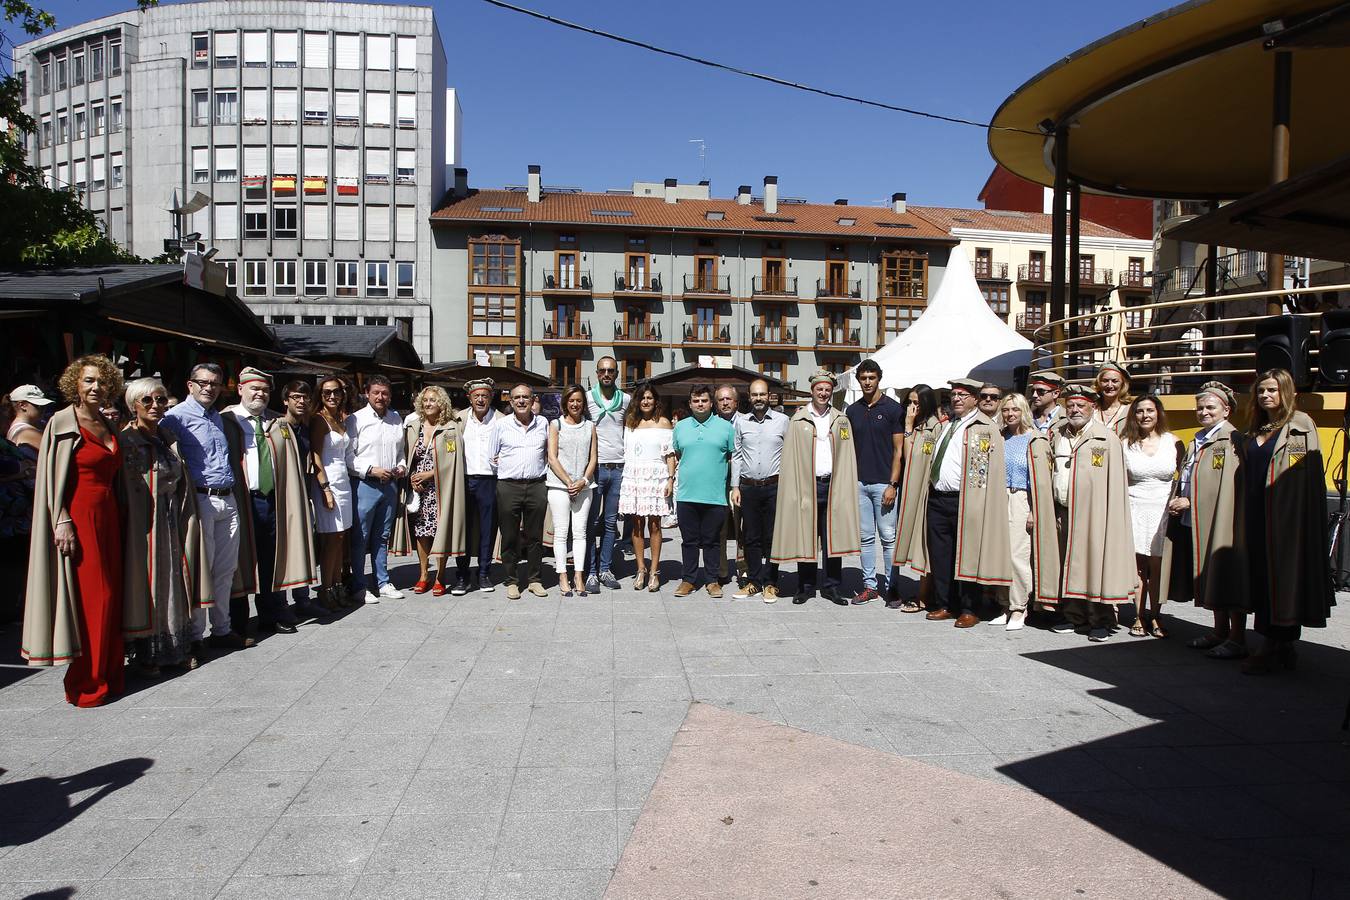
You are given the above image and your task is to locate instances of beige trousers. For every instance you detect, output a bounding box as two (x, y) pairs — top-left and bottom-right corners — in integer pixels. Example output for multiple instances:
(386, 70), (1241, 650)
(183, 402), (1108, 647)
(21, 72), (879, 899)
(1001, 488), (1032, 613)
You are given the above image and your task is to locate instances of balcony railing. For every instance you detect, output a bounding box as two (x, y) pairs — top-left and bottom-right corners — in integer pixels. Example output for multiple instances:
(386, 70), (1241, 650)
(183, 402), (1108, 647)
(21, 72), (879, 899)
(541, 270), (591, 293)
(1119, 270), (1151, 288)
(1018, 264), (1048, 283)
(614, 271), (662, 294)
(1015, 312), (1045, 332)
(684, 274), (731, 295)
(816, 326), (862, 347)
(613, 322), (662, 344)
(752, 275), (797, 296)
(974, 261), (1009, 280)
(816, 278), (862, 299)
(880, 283), (926, 301)
(683, 323), (731, 344)
(1156, 251), (1268, 299)
(541, 319), (591, 343)
(752, 325), (797, 345)
(1077, 268), (1114, 287)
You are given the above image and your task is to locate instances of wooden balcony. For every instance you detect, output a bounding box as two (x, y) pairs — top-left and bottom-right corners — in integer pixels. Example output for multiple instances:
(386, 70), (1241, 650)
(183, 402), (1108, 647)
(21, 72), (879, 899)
(683, 323), (732, 346)
(752, 275), (798, 297)
(613, 271), (663, 297)
(540, 269), (592, 296)
(612, 322), (663, 348)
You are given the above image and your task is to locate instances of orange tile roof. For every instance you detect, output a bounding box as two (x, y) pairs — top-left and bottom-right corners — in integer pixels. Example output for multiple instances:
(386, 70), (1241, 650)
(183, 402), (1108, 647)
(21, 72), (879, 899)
(910, 206), (1141, 240)
(431, 189), (955, 242)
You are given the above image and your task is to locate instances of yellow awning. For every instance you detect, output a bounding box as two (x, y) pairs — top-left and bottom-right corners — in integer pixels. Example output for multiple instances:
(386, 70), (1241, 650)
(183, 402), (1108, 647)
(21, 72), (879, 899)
(988, 0), (1350, 199)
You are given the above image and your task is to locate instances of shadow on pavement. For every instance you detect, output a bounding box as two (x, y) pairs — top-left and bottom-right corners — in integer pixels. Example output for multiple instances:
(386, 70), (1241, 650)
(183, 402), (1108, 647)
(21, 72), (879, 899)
(0, 758), (153, 844)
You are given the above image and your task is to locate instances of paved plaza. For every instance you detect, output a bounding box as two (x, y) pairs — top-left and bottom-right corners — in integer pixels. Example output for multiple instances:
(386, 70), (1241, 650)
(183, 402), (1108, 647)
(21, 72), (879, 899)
(1, 551), (1348, 899)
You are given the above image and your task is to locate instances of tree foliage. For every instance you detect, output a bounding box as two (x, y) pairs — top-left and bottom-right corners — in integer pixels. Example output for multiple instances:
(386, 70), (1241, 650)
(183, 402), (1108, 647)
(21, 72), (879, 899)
(1, 1), (154, 267)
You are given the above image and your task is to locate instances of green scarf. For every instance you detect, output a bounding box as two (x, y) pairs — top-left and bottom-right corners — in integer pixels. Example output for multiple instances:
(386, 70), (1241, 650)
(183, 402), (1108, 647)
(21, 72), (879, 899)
(590, 385), (623, 422)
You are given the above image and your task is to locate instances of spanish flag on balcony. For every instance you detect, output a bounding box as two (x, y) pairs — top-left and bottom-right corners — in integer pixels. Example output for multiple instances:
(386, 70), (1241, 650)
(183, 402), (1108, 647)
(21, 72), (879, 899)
(272, 175), (296, 193)
(303, 176), (327, 194)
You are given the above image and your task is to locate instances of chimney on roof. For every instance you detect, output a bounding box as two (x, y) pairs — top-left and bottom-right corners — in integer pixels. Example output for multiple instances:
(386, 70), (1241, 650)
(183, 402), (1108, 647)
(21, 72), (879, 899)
(736, 185), (752, 205)
(763, 175), (778, 215)
(453, 167), (468, 198)
(834, 198), (848, 206)
(527, 164), (541, 203)
(892, 191), (907, 215)
(664, 177), (678, 204)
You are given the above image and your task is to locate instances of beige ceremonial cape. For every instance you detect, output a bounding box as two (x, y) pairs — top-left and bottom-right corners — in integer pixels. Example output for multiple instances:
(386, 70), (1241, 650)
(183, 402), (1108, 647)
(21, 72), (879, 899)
(895, 416), (940, 566)
(1256, 411), (1334, 628)
(119, 428), (212, 634)
(771, 406), (861, 562)
(1030, 418), (1136, 605)
(224, 412), (317, 597)
(1158, 420), (1248, 610)
(22, 407), (92, 665)
(901, 412), (1012, 585)
(392, 416), (468, 559)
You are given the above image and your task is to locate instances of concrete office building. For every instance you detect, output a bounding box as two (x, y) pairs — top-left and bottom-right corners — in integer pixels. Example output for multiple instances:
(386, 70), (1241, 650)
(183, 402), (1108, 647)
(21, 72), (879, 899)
(13, 1), (460, 358)
(430, 168), (958, 386)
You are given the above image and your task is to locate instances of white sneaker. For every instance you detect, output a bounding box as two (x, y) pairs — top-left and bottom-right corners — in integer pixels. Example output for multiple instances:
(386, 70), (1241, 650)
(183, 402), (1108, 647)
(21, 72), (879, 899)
(1005, 611), (1026, 631)
(986, 613), (1008, 626)
(363, 590), (381, 605)
(378, 583), (404, 600)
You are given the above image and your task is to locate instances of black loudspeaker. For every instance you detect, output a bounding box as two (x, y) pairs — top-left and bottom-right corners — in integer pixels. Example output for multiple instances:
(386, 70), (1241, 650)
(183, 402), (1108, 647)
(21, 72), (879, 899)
(1013, 366), (1030, 394)
(1319, 309), (1350, 385)
(1253, 315), (1313, 387)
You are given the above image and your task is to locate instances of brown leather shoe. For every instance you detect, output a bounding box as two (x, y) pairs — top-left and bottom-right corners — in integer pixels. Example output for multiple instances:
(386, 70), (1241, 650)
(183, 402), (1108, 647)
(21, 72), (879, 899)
(706, 582), (723, 599)
(673, 581), (696, 597)
(954, 612), (980, 628)
(925, 609), (955, 621)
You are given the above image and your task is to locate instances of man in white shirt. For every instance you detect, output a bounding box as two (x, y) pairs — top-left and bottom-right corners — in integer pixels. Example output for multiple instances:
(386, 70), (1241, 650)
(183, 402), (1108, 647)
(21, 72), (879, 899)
(489, 384), (550, 600)
(345, 375), (406, 603)
(454, 378), (502, 594)
(584, 357), (629, 592)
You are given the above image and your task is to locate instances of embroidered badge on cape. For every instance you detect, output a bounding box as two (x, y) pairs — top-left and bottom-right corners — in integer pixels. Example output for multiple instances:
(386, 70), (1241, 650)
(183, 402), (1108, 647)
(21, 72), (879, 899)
(446, 439), (456, 454)
(1090, 448), (1105, 468)
(1288, 435), (1307, 466)
(839, 426), (850, 441)
(922, 439), (935, 455)
(1210, 448), (1225, 469)
(279, 424), (291, 440)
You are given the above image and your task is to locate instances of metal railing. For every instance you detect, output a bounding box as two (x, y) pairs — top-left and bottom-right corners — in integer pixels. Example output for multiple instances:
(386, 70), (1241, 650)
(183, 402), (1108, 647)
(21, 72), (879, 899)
(1029, 282), (1350, 390)
(684, 274), (731, 294)
(816, 278), (862, 299)
(614, 271), (662, 293)
(541, 270), (591, 292)
(614, 322), (661, 343)
(1018, 264), (1048, 282)
(542, 319), (591, 341)
(752, 275), (797, 295)
(752, 325), (797, 344)
(974, 261), (1009, 280)
(816, 326), (862, 346)
(1077, 268), (1113, 287)
(1155, 251), (1268, 299)
(1119, 270), (1151, 288)
(683, 323), (731, 343)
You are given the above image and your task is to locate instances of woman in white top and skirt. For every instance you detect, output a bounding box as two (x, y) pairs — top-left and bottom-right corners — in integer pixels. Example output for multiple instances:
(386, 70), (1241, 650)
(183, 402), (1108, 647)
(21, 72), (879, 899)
(309, 376), (355, 610)
(618, 385), (675, 591)
(547, 385), (597, 597)
(1121, 394), (1183, 637)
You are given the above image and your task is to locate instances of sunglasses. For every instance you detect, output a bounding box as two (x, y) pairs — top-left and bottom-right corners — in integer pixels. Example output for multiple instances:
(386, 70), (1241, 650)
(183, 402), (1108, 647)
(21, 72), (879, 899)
(138, 396), (170, 407)
(979, 393), (1001, 401)
(321, 388), (345, 397)
(1030, 387), (1052, 395)
(597, 368), (618, 374)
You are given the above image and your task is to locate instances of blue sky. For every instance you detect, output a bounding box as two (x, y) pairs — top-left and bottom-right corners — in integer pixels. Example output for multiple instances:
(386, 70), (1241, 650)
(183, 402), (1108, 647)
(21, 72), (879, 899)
(23, 0), (1163, 206)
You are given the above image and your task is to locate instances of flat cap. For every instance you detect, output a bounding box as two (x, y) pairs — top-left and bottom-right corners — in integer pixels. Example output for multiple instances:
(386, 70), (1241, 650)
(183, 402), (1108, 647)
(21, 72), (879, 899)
(1062, 383), (1099, 401)
(464, 377), (495, 394)
(237, 366), (272, 387)
(948, 377), (984, 394)
(1028, 371), (1065, 388)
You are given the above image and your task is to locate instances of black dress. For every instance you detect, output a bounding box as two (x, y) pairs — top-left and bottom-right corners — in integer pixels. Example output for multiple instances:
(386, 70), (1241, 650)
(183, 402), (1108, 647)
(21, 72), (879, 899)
(1243, 434), (1297, 639)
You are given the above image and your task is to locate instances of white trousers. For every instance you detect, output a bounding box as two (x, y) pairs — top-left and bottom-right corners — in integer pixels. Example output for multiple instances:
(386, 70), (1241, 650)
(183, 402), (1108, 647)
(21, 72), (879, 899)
(1002, 488), (1032, 613)
(191, 492), (240, 640)
(548, 486), (593, 574)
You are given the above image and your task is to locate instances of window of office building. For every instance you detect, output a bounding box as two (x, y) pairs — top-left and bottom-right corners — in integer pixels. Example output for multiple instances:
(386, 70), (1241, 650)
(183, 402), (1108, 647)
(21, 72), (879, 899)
(73, 159), (87, 192)
(192, 33), (209, 67)
(244, 204), (267, 238)
(304, 260), (327, 295)
(334, 33), (359, 69)
(241, 88), (266, 124)
(214, 89), (238, 125)
(303, 89), (328, 124)
(470, 294), (518, 337)
(396, 35), (416, 70)
(214, 202), (238, 240)
(274, 205), (297, 238)
(56, 162), (69, 191)
(274, 31), (298, 67)
(304, 145), (328, 182)
(365, 148), (390, 184)
(397, 261), (414, 298)
(214, 31), (237, 67)
(40, 60), (50, 94)
(396, 93), (416, 128)
(336, 260), (359, 296)
(366, 91), (390, 128)
(366, 35), (391, 70)
(91, 156), (106, 191)
(57, 114), (67, 143)
(74, 108), (86, 139)
(72, 52), (85, 85)
(334, 91), (359, 126)
(271, 315), (295, 324)
(55, 54), (67, 91)
(395, 206), (415, 242)
(243, 146), (267, 190)
(243, 31), (267, 67)
(301, 315), (325, 326)
(273, 88), (297, 124)
(273, 145), (297, 181)
(333, 315), (357, 326)
(190, 90), (208, 125)
(303, 32), (328, 68)
(191, 147), (209, 183)
(334, 205), (359, 241)
(39, 115), (52, 148)
(396, 149), (416, 184)
(244, 259), (266, 295)
(215, 147), (237, 182)
(366, 261), (390, 297)
(222, 260), (236, 288)
(90, 44), (103, 80)
(274, 260), (297, 295)
(109, 98), (122, 132)
(364, 316), (388, 326)
(471, 239), (518, 286)
(109, 39), (121, 74)
(303, 203), (328, 240)
(110, 152), (123, 188)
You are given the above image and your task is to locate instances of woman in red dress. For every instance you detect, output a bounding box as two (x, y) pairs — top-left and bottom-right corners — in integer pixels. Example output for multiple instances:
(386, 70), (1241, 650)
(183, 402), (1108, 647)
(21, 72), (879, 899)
(22, 355), (126, 707)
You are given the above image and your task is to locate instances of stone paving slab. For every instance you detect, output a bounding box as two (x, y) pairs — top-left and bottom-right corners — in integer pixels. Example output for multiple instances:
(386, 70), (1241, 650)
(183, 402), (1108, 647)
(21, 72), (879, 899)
(0, 555), (1348, 899)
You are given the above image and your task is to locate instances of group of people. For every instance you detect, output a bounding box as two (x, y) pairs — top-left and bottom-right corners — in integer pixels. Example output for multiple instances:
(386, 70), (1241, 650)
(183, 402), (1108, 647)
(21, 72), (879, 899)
(7, 349), (1337, 708)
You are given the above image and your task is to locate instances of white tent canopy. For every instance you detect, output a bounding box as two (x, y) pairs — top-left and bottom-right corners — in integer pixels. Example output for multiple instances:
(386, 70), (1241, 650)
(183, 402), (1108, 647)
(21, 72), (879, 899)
(837, 247), (1033, 402)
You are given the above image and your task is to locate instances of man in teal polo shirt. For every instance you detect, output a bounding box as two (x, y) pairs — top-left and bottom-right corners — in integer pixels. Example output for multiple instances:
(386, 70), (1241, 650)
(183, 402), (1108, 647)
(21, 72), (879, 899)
(671, 383), (736, 598)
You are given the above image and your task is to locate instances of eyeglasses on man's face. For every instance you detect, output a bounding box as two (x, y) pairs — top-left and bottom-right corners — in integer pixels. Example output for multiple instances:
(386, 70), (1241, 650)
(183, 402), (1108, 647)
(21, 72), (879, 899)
(189, 378), (220, 389)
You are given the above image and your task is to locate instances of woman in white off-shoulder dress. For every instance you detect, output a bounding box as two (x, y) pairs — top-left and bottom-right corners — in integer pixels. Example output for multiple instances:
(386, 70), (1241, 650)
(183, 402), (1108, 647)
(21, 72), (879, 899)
(309, 376), (355, 610)
(1122, 395), (1183, 637)
(618, 385), (675, 591)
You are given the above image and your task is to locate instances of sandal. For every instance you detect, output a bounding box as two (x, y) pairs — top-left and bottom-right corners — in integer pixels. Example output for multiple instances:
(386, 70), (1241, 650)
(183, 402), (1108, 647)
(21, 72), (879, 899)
(648, 574), (660, 592)
(431, 582), (447, 597)
(1129, 621), (1147, 637)
(1205, 640), (1248, 660)
(899, 600), (923, 613)
(633, 570), (648, 591)
(1185, 633), (1225, 650)
(1150, 620), (1167, 639)
(413, 580), (430, 594)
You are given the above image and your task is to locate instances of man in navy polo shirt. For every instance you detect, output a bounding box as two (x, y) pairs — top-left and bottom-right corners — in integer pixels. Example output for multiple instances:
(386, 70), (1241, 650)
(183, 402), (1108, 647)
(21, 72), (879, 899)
(845, 359), (905, 605)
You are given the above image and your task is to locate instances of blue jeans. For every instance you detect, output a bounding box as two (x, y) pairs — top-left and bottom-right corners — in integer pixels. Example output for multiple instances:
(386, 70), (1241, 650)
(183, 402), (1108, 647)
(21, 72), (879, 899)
(858, 483), (898, 591)
(351, 479), (398, 591)
(587, 465), (624, 576)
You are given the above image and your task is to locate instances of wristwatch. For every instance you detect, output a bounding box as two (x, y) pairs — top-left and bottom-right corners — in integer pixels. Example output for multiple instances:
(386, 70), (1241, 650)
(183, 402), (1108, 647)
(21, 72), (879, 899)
(889, 481), (901, 488)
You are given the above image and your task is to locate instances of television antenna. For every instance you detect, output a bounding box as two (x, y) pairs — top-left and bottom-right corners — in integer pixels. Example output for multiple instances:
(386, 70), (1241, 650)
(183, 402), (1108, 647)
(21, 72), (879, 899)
(689, 138), (707, 181)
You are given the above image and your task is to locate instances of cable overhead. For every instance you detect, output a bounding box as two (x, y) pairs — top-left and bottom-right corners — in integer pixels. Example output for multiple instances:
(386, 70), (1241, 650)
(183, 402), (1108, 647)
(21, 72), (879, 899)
(477, 0), (1035, 135)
